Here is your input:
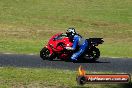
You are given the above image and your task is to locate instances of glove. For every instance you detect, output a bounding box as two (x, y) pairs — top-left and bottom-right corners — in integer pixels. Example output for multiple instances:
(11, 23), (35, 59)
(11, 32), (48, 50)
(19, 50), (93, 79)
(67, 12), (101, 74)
(65, 47), (74, 50)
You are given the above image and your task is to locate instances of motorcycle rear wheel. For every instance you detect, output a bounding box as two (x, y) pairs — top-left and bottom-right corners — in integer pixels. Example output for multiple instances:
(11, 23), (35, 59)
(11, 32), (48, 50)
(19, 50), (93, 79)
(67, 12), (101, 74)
(85, 47), (100, 62)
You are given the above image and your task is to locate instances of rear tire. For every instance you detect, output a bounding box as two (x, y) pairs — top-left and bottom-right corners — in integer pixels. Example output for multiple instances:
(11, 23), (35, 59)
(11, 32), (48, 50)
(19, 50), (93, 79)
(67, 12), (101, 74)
(40, 47), (50, 60)
(85, 47), (100, 62)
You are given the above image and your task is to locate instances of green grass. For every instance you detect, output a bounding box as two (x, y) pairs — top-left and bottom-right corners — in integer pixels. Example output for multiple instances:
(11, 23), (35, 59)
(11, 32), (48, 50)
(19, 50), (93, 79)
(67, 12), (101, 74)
(0, 0), (132, 57)
(0, 0), (131, 26)
(0, 67), (131, 88)
(99, 42), (132, 58)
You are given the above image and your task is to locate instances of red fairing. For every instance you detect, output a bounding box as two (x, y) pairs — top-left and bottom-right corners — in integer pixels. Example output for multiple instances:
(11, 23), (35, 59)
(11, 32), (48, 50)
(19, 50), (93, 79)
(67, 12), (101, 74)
(46, 33), (72, 59)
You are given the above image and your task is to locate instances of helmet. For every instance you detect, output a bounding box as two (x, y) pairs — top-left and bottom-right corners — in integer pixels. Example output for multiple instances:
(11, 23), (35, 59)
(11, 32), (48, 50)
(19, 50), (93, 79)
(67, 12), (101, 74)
(66, 28), (76, 37)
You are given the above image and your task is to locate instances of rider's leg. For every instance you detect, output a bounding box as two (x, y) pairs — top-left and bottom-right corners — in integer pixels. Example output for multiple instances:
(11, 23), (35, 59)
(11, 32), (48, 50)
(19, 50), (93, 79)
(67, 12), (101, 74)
(71, 41), (88, 61)
(71, 49), (84, 60)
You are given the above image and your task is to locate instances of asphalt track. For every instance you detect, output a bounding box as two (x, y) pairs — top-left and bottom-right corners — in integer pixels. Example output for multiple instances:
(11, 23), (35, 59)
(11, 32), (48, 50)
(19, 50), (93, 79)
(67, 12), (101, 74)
(0, 54), (132, 73)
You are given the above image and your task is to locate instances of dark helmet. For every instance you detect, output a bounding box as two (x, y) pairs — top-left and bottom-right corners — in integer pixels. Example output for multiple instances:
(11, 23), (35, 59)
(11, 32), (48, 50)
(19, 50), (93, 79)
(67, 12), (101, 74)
(66, 28), (76, 37)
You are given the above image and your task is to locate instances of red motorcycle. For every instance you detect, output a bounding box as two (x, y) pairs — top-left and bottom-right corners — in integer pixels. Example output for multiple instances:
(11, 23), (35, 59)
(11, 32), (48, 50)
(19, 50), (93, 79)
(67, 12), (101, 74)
(40, 33), (104, 62)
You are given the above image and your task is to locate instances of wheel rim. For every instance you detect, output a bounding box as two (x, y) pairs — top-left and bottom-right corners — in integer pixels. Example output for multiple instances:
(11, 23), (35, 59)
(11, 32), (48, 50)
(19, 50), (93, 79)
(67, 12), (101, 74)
(41, 49), (50, 58)
(85, 50), (98, 60)
(92, 50), (97, 58)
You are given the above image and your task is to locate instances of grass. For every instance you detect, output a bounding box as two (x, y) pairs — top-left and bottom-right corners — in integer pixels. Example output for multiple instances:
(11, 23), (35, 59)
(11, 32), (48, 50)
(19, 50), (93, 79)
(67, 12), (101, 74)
(99, 42), (132, 58)
(0, 0), (132, 57)
(0, 67), (131, 88)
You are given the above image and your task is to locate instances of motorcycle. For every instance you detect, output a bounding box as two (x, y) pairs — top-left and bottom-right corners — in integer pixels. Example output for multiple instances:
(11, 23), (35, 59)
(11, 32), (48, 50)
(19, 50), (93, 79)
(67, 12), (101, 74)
(40, 33), (104, 62)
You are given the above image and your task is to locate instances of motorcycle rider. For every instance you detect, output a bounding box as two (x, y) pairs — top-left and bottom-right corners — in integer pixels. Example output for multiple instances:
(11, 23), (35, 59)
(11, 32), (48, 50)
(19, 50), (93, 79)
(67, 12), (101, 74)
(65, 28), (88, 61)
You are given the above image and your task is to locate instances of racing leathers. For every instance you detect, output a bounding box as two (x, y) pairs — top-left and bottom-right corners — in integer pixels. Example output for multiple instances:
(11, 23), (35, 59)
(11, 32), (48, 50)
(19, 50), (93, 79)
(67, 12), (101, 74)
(66, 34), (88, 61)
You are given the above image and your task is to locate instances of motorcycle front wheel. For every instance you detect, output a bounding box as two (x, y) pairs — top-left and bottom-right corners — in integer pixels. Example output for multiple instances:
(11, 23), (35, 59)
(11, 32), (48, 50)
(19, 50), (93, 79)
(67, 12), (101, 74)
(40, 47), (50, 60)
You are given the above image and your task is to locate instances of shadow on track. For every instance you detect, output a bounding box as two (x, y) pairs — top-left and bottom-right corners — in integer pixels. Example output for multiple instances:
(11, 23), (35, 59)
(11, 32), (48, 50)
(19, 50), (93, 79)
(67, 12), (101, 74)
(76, 60), (110, 63)
(46, 59), (110, 63)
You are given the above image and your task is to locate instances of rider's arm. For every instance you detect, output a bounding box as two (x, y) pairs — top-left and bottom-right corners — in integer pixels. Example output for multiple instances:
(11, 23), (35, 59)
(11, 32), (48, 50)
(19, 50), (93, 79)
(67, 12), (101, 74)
(72, 35), (79, 50)
(65, 35), (79, 50)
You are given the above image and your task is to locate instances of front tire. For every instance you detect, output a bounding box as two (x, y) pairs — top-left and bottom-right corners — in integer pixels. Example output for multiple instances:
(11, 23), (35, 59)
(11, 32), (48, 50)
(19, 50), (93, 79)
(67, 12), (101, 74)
(40, 47), (50, 60)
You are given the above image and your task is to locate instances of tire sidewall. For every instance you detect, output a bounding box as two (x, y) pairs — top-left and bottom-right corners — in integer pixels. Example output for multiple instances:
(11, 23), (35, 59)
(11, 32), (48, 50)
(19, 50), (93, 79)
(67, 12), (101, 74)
(40, 47), (50, 60)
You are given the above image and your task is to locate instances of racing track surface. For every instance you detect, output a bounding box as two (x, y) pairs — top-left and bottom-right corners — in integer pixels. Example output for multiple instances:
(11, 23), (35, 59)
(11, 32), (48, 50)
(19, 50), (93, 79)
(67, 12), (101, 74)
(0, 54), (132, 73)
